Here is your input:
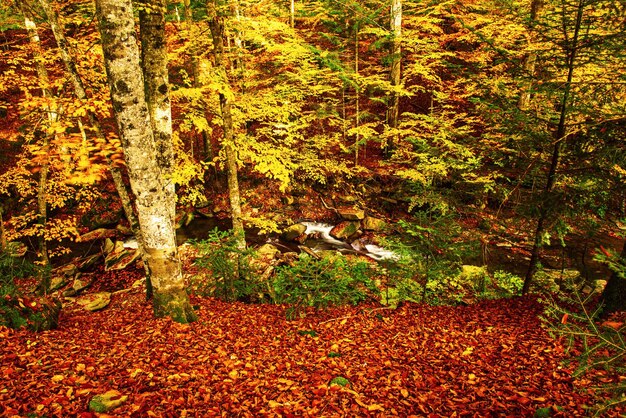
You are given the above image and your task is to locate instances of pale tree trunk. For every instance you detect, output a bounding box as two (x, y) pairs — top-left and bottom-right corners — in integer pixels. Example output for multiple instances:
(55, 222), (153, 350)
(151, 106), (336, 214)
(387, 0), (402, 152)
(290, 0), (295, 28)
(522, 0), (584, 295)
(518, 0), (543, 110)
(139, 0), (175, 224)
(96, 0), (196, 323)
(229, 0), (245, 87)
(36, 0), (140, 234)
(207, 0), (246, 256)
(20, 2), (53, 275)
(354, 23), (360, 166)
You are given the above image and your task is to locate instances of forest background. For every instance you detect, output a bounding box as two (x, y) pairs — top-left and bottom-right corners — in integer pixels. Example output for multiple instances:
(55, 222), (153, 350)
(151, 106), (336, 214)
(0, 0), (625, 415)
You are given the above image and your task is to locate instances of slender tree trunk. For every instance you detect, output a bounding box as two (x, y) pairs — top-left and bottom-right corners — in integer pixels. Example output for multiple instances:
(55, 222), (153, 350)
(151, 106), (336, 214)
(518, 0), (544, 110)
(96, 0), (196, 323)
(37, 0), (140, 234)
(207, 0), (246, 256)
(601, 240), (626, 316)
(183, 0), (200, 85)
(522, 0), (585, 295)
(387, 0), (402, 133)
(0, 208), (6, 252)
(290, 0), (295, 28)
(21, 3), (53, 275)
(183, 0), (215, 163)
(354, 23), (360, 166)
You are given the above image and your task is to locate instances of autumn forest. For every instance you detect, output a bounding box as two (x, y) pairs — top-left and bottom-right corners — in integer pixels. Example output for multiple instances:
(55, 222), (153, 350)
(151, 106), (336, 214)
(0, 0), (625, 416)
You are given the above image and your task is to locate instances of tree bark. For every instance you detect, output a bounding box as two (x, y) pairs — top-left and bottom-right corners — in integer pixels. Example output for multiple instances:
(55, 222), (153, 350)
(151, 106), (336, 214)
(518, 0), (543, 110)
(139, 0), (175, 224)
(183, 0), (215, 163)
(96, 0), (196, 323)
(207, 0), (246, 256)
(0, 208), (6, 252)
(36, 0), (140, 234)
(388, 0), (402, 130)
(522, 0), (584, 294)
(20, 2), (53, 273)
(354, 23), (360, 166)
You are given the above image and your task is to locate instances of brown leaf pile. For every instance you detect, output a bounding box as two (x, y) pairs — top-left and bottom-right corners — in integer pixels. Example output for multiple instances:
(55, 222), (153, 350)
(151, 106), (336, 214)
(0, 286), (612, 417)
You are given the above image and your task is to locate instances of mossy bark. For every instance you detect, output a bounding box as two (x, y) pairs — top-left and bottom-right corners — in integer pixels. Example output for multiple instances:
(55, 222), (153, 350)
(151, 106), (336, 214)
(96, 0), (196, 322)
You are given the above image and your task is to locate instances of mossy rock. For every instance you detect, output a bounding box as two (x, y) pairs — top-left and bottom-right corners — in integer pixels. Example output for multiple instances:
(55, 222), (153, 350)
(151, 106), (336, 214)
(89, 390), (128, 413)
(282, 224), (307, 241)
(329, 376), (350, 387)
(330, 221), (360, 240)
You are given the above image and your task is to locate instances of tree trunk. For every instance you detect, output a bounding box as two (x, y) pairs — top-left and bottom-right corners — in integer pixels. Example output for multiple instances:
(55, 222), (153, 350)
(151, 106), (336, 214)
(37, 0), (140, 234)
(20, 3), (53, 274)
(522, 0), (585, 295)
(0, 208), (6, 252)
(96, 0), (196, 323)
(207, 0), (246, 255)
(601, 240), (626, 315)
(354, 23), (360, 166)
(518, 0), (544, 110)
(183, 0), (215, 163)
(387, 0), (402, 131)
(139, 0), (175, 224)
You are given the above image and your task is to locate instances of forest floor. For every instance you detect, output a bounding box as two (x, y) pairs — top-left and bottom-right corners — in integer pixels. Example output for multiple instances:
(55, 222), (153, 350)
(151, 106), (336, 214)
(1, 268), (623, 417)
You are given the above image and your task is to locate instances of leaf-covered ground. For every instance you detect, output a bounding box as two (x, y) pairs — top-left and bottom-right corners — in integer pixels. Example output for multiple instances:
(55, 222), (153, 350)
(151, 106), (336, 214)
(0, 281), (616, 417)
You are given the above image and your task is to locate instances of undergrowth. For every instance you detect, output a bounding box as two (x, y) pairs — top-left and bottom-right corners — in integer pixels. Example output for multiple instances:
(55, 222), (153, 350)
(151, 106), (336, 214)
(273, 254), (379, 319)
(541, 250), (626, 416)
(0, 243), (59, 331)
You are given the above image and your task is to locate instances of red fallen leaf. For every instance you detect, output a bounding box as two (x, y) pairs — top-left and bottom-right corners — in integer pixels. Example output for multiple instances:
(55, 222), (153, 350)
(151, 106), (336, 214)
(561, 313), (569, 324)
(599, 245), (612, 257)
(602, 321), (623, 330)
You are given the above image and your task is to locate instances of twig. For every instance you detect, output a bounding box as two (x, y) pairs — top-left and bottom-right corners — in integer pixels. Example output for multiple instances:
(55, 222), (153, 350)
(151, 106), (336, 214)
(320, 197), (340, 215)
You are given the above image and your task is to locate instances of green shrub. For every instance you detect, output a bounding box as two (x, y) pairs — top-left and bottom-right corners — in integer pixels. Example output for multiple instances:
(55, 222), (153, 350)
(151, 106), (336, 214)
(272, 254), (379, 319)
(381, 213), (478, 305)
(0, 248), (60, 331)
(190, 229), (260, 302)
(541, 275), (625, 416)
(492, 270), (524, 297)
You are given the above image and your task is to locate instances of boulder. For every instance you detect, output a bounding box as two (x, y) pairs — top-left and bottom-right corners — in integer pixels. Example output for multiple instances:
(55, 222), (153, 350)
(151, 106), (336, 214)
(48, 276), (67, 292)
(330, 221), (360, 240)
(282, 224), (307, 241)
(76, 253), (102, 271)
(337, 207), (365, 221)
(362, 216), (386, 231)
(115, 224), (133, 236)
(62, 276), (93, 297)
(256, 243), (280, 260)
(89, 390), (128, 413)
(75, 228), (117, 243)
(77, 292), (111, 311)
(105, 241), (140, 271)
